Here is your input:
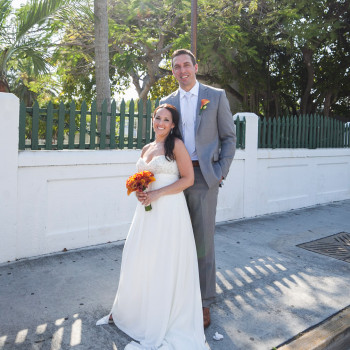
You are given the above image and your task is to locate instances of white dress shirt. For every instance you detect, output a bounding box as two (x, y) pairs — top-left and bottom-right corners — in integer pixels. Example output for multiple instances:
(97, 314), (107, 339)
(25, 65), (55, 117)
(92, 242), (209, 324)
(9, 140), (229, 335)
(179, 81), (199, 160)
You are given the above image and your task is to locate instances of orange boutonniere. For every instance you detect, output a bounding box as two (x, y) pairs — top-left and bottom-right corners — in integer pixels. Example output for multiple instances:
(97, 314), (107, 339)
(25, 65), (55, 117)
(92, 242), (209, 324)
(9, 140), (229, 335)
(200, 99), (210, 115)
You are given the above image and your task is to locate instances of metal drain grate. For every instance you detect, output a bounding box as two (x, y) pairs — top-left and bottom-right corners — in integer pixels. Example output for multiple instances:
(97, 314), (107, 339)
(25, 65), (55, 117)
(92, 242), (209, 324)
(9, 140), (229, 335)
(297, 232), (350, 263)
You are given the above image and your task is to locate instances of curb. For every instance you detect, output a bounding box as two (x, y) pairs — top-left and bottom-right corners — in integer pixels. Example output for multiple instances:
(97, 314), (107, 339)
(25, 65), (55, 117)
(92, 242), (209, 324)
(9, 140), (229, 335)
(277, 306), (350, 350)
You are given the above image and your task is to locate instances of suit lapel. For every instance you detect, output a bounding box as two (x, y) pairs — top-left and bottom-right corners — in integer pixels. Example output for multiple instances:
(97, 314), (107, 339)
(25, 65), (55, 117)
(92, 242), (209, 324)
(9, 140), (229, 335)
(195, 83), (208, 134)
(171, 90), (182, 136)
(171, 90), (181, 113)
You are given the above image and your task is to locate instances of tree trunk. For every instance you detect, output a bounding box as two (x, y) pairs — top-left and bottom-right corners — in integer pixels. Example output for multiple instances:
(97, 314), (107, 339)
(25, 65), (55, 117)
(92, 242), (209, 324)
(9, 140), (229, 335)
(94, 0), (111, 135)
(324, 93), (331, 117)
(301, 46), (314, 115)
(0, 74), (10, 92)
(324, 91), (337, 117)
(273, 92), (280, 118)
(0, 80), (10, 93)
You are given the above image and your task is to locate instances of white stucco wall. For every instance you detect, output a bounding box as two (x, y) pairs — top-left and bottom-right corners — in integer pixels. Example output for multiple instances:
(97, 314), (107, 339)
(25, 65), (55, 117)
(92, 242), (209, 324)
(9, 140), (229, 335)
(1, 94), (350, 263)
(0, 93), (19, 262)
(16, 150), (140, 259)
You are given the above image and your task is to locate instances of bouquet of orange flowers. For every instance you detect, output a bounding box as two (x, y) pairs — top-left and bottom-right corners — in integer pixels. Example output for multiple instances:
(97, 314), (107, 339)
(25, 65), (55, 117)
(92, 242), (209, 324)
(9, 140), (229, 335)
(126, 170), (156, 211)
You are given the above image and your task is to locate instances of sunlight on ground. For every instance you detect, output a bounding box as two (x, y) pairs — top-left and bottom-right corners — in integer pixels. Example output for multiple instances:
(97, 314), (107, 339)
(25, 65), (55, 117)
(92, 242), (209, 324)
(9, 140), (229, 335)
(70, 318), (82, 346)
(255, 287), (265, 296)
(276, 263), (287, 271)
(265, 264), (278, 273)
(55, 318), (65, 326)
(36, 323), (47, 334)
(254, 264), (269, 276)
(235, 267), (253, 283)
(14, 329), (28, 344)
(217, 271), (233, 290)
(216, 258), (290, 301)
(225, 269), (244, 287)
(244, 266), (258, 277)
(0, 336), (6, 348)
(1, 314), (83, 349)
(51, 327), (64, 350)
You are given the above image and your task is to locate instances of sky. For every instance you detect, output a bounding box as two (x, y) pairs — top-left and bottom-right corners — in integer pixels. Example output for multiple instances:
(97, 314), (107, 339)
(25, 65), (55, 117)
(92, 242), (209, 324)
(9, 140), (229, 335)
(12, 0), (26, 8)
(10, 0), (137, 101)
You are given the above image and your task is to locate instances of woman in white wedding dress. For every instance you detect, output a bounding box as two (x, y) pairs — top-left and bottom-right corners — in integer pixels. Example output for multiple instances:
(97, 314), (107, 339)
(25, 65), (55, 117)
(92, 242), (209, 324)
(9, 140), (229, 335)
(97, 104), (207, 350)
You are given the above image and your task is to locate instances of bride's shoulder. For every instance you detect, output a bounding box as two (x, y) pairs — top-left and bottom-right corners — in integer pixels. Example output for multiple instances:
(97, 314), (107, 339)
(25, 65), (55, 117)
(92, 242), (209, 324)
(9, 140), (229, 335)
(174, 137), (186, 151)
(141, 143), (152, 157)
(174, 137), (185, 147)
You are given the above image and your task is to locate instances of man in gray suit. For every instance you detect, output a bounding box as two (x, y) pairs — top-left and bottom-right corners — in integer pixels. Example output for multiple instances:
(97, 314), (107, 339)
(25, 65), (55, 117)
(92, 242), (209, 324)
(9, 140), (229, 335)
(161, 49), (236, 328)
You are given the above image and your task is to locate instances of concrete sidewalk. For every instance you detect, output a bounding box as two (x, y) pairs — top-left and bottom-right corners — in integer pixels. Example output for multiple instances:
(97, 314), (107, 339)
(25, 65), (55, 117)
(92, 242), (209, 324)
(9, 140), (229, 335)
(1, 200), (350, 350)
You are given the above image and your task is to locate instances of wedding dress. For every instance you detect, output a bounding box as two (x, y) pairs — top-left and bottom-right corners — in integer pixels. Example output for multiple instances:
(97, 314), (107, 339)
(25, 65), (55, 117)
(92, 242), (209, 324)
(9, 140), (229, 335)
(97, 155), (207, 350)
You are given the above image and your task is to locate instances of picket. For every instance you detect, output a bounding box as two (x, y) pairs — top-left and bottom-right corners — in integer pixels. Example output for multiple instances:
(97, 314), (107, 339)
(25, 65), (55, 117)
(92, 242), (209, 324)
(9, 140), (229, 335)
(119, 100), (126, 149)
(257, 114), (349, 149)
(79, 101), (87, 149)
(137, 100), (143, 149)
(45, 102), (53, 150)
(57, 102), (65, 150)
(32, 101), (39, 150)
(128, 100), (135, 149)
(110, 100), (117, 149)
(19, 101), (26, 150)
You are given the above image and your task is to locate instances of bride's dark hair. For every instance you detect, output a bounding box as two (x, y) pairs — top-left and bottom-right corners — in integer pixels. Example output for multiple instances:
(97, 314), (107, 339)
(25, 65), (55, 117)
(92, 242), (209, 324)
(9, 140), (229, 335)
(153, 104), (183, 161)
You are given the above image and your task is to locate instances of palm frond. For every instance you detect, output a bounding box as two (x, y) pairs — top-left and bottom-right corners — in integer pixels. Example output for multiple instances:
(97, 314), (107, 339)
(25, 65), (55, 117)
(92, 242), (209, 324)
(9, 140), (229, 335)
(16, 45), (50, 75)
(16, 0), (83, 41)
(0, 0), (11, 29)
(57, 1), (94, 23)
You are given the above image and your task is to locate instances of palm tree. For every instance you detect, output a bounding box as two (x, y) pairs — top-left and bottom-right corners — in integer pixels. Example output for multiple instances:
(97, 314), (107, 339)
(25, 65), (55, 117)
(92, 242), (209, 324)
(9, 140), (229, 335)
(0, 0), (80, 93)
(0, 0), (12, 91)
(94, 0), (110, 111)
(94, 0), (111, 133)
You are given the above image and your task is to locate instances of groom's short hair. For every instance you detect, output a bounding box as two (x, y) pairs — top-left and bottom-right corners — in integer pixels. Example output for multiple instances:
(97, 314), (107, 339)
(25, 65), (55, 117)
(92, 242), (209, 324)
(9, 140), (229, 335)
(171, 49), (197, 67)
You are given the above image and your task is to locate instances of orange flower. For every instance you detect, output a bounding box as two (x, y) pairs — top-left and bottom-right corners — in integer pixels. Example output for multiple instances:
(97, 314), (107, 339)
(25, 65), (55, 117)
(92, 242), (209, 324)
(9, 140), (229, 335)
(200, 99), (210, 114)
(126, 170), (156, 210)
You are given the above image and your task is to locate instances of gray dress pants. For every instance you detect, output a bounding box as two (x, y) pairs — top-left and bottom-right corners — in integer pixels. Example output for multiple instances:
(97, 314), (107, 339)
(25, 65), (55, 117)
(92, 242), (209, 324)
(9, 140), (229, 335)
(184, 166), (219, 308)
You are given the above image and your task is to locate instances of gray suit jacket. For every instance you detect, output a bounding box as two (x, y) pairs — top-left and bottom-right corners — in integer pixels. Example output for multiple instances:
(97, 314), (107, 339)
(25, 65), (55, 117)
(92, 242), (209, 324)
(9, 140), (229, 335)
(161, 83), (236, 188)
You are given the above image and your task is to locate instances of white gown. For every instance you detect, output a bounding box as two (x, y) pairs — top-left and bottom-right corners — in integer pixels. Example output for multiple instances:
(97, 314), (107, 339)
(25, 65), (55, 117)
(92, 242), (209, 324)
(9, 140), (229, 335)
(97, 155), (207, 350)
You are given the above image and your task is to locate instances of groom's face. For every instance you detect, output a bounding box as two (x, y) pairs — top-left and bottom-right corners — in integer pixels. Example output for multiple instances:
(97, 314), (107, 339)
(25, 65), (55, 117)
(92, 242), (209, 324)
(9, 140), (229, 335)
(172, 54), (198, 92)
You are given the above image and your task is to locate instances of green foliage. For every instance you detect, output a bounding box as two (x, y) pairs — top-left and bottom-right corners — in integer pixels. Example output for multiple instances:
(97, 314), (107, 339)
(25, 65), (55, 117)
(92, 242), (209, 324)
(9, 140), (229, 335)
(149, 60), (177, 99)
(150, 74), (178, 100)
(107, 0), (190, 100)
(3, 0), (349, 120)
(0, 0), (83, 99)
(196, 0), (350, 118)
(52, 0), (190, 104)
(0, 0), (11, 28)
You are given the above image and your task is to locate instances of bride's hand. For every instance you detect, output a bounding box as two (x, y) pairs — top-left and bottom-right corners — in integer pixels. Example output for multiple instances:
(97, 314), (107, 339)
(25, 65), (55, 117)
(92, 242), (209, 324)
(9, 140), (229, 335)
(143, 190), (160, 206)
(135, 191), (147, 204)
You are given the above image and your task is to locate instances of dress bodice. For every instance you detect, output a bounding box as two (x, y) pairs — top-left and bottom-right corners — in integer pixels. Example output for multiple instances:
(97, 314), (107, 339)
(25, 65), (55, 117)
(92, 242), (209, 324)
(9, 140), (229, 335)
(136, 155), (179, 176)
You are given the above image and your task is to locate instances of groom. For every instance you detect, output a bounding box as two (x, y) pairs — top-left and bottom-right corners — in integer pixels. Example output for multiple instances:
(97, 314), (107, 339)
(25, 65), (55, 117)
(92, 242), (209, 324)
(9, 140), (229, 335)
(161, 49), (236, 328)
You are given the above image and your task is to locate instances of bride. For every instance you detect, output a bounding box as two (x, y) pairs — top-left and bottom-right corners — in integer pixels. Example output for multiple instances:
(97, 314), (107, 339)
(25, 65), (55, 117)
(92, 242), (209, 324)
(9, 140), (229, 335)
(97, 104), (207, 350)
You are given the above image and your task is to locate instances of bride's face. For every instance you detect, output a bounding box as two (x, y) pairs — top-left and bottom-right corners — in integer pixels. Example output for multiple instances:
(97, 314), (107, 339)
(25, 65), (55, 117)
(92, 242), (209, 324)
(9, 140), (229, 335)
(153, 108), (175, 138)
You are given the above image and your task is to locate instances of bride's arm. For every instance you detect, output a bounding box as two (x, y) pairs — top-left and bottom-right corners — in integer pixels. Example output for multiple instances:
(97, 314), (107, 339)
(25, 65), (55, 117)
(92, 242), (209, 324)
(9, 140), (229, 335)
(140, 139), (194, 206)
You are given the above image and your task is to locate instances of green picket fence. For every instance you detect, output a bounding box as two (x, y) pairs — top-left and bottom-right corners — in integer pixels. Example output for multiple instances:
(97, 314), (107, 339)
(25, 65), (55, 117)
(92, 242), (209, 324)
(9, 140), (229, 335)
(258, 114), (350, 149)
(19, 99), (246, 150)
(19, 99), (157, 150)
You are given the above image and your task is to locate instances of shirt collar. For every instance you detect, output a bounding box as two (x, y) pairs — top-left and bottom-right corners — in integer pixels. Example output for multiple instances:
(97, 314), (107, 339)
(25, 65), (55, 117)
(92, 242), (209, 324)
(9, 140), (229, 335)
(179, 80), (199, 98)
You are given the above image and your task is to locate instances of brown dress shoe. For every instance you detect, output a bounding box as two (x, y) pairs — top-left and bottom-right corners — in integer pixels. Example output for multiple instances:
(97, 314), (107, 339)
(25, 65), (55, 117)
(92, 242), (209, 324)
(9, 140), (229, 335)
(203, 307), (211, 329)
